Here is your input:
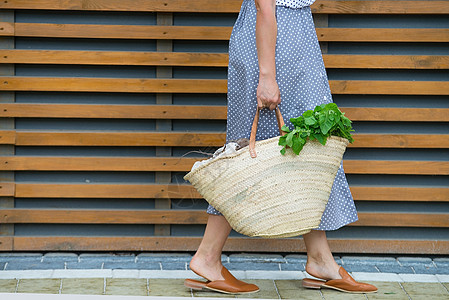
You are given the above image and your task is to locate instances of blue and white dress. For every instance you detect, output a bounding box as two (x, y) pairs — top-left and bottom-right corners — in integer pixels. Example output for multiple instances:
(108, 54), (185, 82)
(206, 0), (359, 231)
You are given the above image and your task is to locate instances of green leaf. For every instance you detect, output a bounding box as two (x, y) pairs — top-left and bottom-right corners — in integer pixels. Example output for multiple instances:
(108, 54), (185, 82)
(292, 138), (304, 155)
(286, 132), (293, 147)
(278, 135), (287, 146)
(281, 124), (291, 133)
(280, 147), (286, 155)
(312, 133), (327, 145)
(319, 111), (334, 135)
(290, 116), (305, 127)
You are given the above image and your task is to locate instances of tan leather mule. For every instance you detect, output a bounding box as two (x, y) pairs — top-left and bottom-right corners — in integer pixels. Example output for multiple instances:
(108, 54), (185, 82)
(302, 266), (378, 293)
(184, 266), (259, 294)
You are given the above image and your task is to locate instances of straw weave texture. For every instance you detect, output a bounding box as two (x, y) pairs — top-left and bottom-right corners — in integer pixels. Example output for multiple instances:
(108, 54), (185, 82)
(184, 135), (349, 238)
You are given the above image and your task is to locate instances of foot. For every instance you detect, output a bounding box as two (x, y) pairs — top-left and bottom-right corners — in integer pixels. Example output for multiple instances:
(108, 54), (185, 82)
(303, 266), (378, 293)
(305, 259), (342, 281)
(189, 252), (225, 281)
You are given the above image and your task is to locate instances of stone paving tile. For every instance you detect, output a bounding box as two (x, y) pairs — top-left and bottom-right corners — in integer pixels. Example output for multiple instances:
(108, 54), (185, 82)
(1, 256), (42, 264)
(321, 289), (367, 299)
(401, 282), (449, 297)
(397, 257), (433, 266)
(279, 263), (305, 271)
(235, 279), (279, 299)
(16, 278), (61, 294)
(274, 280), (302, 291)
(42, 253), (79, 263)
(442, 282), (449, 293)
(148, 278), (191, 297)
(0, 253), (43, 262)
(103, 261), (160, 270)
(366, 294), (408, 300)
(5, 261), (65, 270)
(61, 278), (104, 295)
(80, 254), (135, 263)
(192, 290), (236, 298)
(105, 278), (148, 296)
(412, 265), (438, 274)
(66, 261), (103, 269)
(229, 253), (285, 263)
(0, 279), (17, 293)
(137, 253), (192, 263)
(223, 262), (280, 271)
(274, 279), (325, 299)
(284, 255), (307, 264)
(376, 265), (414, 274)
(363, 281), (408, 299)
(436, 267), (449, 275)
(275, 285), (322, 299)
(342, 256), (397, 265)
(161, 262), (187, 270)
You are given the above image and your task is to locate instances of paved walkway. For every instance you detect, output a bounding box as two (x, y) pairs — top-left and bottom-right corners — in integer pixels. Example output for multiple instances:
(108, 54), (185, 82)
(0, 252), (448, 299)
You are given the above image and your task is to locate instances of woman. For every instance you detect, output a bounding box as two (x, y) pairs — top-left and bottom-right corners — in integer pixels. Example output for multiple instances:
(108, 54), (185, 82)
(184, 0), (378, 294)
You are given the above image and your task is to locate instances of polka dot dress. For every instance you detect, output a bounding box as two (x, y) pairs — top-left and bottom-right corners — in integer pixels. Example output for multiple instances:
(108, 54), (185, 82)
(206, 0), (359, 231)
(276, 0), (316, 9)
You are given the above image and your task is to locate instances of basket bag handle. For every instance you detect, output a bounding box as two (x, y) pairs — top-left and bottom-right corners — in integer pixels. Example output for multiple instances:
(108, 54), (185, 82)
(249, 106), (287, 158)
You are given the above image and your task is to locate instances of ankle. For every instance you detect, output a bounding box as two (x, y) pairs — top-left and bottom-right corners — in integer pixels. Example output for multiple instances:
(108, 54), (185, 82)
(305, 256), (341, 280)
(190, 251), (222, 269)
(307, 253), (336, 267)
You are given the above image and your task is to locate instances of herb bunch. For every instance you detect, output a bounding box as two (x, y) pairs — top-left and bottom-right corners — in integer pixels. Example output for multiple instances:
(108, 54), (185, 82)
(278, 103), (354, 155)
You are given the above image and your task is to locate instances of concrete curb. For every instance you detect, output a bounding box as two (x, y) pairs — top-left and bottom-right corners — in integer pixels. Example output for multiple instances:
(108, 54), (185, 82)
(0, 269), (448, 282)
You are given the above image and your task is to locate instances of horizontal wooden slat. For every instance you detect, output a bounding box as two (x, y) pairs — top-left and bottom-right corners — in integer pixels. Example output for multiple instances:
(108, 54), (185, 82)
(343, 160), (449, 175)
(1, 156), (448, 175)
(352, 213), (449, 227)
(0, 131), (447, 148)
(0, 182), (15, 197)
(9, 236), (449, 254)
(341, 107), (449, 122)
(0, 104), (228, 120)
(1, 104), (448, 122)
(2, 50), (449, 69)
(0, 237), (13, 251)
(8, 23), (234, 40)
(0, 77), (227, 93)
(1, 209), (208, 224)
(12, 183), (197, 199)
(1, 1), (448, 14)
(2, 209), (448, 228)
(0, 76), (187, 92)
(317, 28), (449, 42)
(1, 77), (448, 95)
(348, 134), (449, 148)
(323, 54), (449, 69)
(0, 157), (202, 172)
(2, 183), (446, 202)
(2, 23), (449, 42)
(350, 187), (449, 202)
(0, 50), (229, 67)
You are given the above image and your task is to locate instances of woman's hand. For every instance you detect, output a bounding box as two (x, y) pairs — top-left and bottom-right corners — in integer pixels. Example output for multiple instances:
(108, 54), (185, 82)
(257, 74), (281, 111)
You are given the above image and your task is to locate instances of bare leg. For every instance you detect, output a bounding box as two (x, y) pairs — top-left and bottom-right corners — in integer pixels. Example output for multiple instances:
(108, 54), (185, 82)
(189, 214), (232, 281)
(303, 229), (342, 280)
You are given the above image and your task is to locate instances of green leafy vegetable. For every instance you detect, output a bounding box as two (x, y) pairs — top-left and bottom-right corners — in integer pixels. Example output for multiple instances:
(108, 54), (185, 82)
(279, 103), (354, 155)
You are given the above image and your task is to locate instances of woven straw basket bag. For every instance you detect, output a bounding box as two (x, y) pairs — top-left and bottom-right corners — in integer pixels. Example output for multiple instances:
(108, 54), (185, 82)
(184, 106), (349, 238)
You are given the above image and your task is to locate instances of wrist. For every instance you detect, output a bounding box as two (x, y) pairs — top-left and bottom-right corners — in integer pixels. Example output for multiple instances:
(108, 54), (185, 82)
(259, 70), (276, 79)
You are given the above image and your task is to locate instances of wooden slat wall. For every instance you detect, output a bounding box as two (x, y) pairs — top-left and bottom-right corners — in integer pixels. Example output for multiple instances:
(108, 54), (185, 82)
(0, 0), (448, 254)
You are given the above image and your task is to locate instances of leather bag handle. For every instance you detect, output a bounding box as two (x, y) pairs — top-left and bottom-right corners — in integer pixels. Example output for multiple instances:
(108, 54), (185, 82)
(249, 106), (287, 158)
